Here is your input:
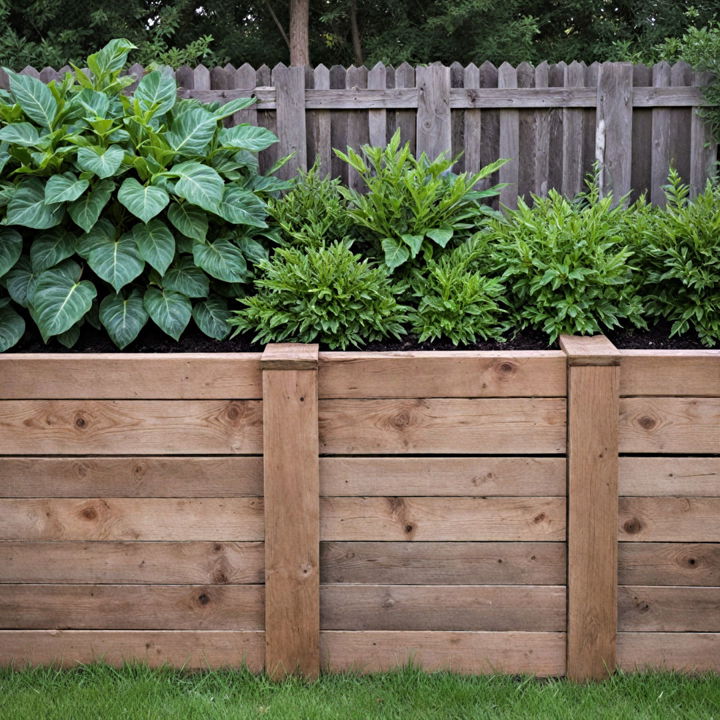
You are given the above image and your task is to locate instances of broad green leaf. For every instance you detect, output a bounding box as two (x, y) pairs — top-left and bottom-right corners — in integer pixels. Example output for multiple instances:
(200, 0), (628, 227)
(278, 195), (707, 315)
(144, 286), (191, 340)
(76, 218), (114, 259)
(212, 97), (256, 120)
(192, 295), (230, 340)
(171, 161), (223, 212)
(0, 122), (41, 146)
(237, 236), (268, 265)
(0, 305), (24, 351)
(0, 145), (10, 176)
(68, 179), (114, 232)
(132, 219), (175, 275)
(87, 231), (144, 292)
(0, 228), (22, 276)
(135, 70), (176, 116)
(166, 107), (217, 157)
(193, 239), (247, 282)
(118, 178), (169, 222)
(214, 186), (267, 228)
(5, 178), (64, 229)
(30, 229), (76, 272)
(401, 234), (424, 257)
(99, 288), (148, 349)
(382, 237), (410, 270)
(4, 256), (36, 307)
(76, 145), (124, 179)
(56, 323), (81, 348)
(6, 70), (57, 127)
(163, 256), (209, 297)
(426, 227), (454, 247)
(88, 38), (136, 76)
(167, 201), (208, 241)
(219, 124), (277, 152)
(31, 267), (96, 339)
(69, 88), (110, 119)
(44, 172), (89, 204)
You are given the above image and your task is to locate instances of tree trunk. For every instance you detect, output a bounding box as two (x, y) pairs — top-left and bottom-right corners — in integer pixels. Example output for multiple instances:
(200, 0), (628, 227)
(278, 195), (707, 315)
(289, 0), (310, 66)
(350, 0), (363, 66)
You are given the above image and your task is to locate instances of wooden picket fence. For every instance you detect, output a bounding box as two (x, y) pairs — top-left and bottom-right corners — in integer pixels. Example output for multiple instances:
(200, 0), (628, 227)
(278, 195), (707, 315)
(3, 61), (718, 206)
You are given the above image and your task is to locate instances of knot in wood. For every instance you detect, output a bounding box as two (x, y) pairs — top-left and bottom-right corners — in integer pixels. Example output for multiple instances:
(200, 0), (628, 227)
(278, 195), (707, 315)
(623, 517), (643, 534)
(638, 415), (656, 430)
(197, 593), (211, 605)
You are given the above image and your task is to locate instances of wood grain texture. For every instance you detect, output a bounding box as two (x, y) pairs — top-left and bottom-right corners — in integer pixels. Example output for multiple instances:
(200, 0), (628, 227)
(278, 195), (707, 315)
(618, 586), (720, 631)
(345, 65), (369, 191)
(318, 351), (566, 398)
(0, 541), (264, 584)
(0, 585), (264, 630)
(690, 70), (718, 196)
(619, 543), (720, 586)
(618, 351), (720, 397)
(562, 61), (586, 197)
(498, 62), (520, 208)
(0, 498), (264, 541)
(273, 64), (307, 178)
(0, 630), (264, 669)
(320, 457), (565, 497)
(320, 585), (566, 631)
(0, 355), (262, 399)
(617, 632), (720, 672)
(321, 631), (566, 676)
(0, 400), (263, 455)
(319, 398), (566, 455)
(0, 457), (263, 497)
(650, 62), (672, 206)
(320, 541), (566, 585)
(416, 64), (451, 160)
(619, 397), (720, 454)
(619, 497), (720, 542)
(320, 497), (566, 541)
(619, 457), (720, 497)
(560, 334), (620, 366)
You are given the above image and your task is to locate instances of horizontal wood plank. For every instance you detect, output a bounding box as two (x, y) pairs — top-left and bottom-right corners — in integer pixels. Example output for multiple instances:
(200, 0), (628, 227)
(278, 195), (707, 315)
(320, 585), (566, 631)
(0, 457), (263, 497)
(320, 457), (565, 497)
(618, 586), (720, 631)
(0, 355), (262, 399)
(0, 498), (264, 541)
(320, 541), (566, 584)
(0, 400), (263, 455)
(559, 335), (619, 366)
(618, 632), (720, 672)
(320, 631), (566, 676)
(0, 541), (264, 584)
(0, 630), (264, 669)
(619, 457), (720, 497)
(319, 398), (566, 454)
(619, 351), (720, 397)
(619, 543), (720, 586)
(619, 498), (720, 542)
(318, 352), (566, 398)
(320, 497), (566, 541)
(619, 397), (720, 454)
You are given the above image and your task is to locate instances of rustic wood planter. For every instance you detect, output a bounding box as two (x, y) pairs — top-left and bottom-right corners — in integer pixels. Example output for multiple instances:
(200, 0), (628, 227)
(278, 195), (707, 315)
(0, 337), (718, 680)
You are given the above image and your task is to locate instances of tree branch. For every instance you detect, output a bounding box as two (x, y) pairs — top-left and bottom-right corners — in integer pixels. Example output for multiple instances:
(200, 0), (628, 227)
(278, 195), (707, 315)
(264, 0), (290, 49)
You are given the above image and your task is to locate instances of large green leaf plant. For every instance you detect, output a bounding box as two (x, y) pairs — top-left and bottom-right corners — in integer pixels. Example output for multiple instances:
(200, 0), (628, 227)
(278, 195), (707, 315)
(0, 39), (284, 350)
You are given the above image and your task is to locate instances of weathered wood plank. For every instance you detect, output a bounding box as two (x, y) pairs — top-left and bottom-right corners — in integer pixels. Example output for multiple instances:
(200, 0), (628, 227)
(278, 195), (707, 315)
(619, 457), (720, 497)
(619, 397), (720, 454)
(230, 64), (258, 126)
(560, 334), (620, 366)
(619, 497), (720, 542)
(321, 631), (566, 676)
(619, 350), (720, 397)
(631, 64), (652, 202)
(669, 62), (693, 183)
(498, 62), (519, 208)
(479, 62), (500, 201)
(516, 62), (536, 201)
(321, 585), (565, 631)
(0, 630), (264, 669)
(618, 633), (720, 672)
(308, 65), (331, 176)
(273, 64), (306, 178)
(0, 541), (264, 584)
(319, 398), (566, 455)
(618, 586), (720, 631)
(329, 65), (349, 181)
(450, 62), (465, 170)
(367, 62), (387, 148)
(562, 61), (586, 197)
(0, 400), (262, 455)
(320, 497), (566, 541)
(0, 585), (264, 630)
(345, 65), (369, 191)
(463, 63), (482, 177)
(392, 63), (415, 153)
(547, 63), (565, 194)
(690, 70), (717, 196)
(0, 457), (263, 497)
(0, 498), (264, 541)
(650, 62), (672, 205)
(0, 355), (262, 399)
(619, 542), (720, 586)
(533, 62), (551, 197)
(416, 64), (451, 160)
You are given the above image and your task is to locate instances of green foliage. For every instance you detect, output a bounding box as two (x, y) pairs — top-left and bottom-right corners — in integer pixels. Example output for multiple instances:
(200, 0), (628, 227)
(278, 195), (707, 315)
(0, 39), (284, 350)
(487, 183), (647, 342)
(410, 238), (507, 346)
(636, 170), (720, 346)
(229, 243), (408, 349)
(336, 130), (505, 272)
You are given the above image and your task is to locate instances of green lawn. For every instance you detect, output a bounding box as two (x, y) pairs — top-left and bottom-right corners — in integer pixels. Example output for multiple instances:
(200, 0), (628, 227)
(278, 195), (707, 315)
(1, 665), (719, 720)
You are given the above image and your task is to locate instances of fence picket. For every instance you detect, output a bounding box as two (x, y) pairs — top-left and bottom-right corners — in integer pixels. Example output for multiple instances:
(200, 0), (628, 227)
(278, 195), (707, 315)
(690, 70), (718, 196)
(346, 65), (369, 191)
(273, 64), (307, 179)
(562, 61), (585, 197)
(368, 62), (388, 149)
(416, 63), (452, 161)
(650, 62), (672, 205)
(498, 62), (519, 208)
(463, 63), (482, 183)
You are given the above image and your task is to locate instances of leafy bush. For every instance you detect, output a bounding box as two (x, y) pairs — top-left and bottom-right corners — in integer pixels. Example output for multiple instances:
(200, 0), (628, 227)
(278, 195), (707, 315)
(335, 130), (505, 272)
(268, 161), (354, 248)
(0, 38), (284, 351)
(637, 170), (720, 346)
(229, 243), (409, 349)
(410, 238), (507, 345)
(487, 184), (647, 342)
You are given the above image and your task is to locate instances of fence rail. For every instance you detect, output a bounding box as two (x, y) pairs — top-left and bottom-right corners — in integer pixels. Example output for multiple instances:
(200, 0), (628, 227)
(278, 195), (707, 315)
(1, 61), (717, 205)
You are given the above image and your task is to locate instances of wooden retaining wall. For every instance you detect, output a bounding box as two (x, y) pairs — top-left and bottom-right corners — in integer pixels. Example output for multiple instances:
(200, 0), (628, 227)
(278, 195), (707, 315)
(0, 341), (718, 679)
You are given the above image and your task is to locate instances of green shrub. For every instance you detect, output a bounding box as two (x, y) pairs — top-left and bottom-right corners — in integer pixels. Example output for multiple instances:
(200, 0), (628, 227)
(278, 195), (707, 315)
(335, 130), (506, 272)
(229, 243), (409, 349)
(410, 238), (507, 345)
(487, 184), (647, 342)
(268, 161), (354, 248)
(637, 170), (720, 346)
(0, 38), (285, 351)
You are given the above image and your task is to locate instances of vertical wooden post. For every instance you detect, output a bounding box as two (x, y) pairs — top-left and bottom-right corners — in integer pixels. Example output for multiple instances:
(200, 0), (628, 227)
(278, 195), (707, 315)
(416, 63), (451, 160)
(560, 335), (620, 682)
(273, 64), (307, 179)
(498, 62), (519, 209)
(262, 343), (320, 680)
